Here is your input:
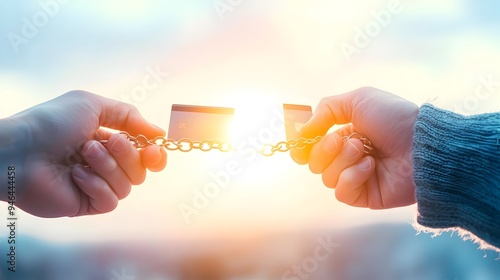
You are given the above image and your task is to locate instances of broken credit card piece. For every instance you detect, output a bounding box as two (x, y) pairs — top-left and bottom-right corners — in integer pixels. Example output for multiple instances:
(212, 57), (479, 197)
(283, 104), (313, 141)
(168, 104), (234, 142)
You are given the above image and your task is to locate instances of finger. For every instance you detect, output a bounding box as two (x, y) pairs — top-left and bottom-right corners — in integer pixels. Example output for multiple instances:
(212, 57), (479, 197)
(107, 133), (146, 185)
(365, 174), (384, 209)
(291, 124), (355, 166)
(78, 90), (166, 138)
(308, 133), (343, 174)
(332, 124), (356, 138)
(95, 128), (114, 142)
(334, 156), (375, 207)
(72, 164), (119, 214)
(293, 88), (368, 165)
(81, 140), (132, 199)
(300, 88), (370, 138)
(140, 145), (167, 172)
(321, 138), (364, 188)
(290, 145), (312, 165)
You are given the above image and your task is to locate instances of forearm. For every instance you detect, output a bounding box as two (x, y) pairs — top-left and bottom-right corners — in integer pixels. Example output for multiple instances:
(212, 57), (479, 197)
(413, 104), (500, 249)
(0, 117), (30, 202)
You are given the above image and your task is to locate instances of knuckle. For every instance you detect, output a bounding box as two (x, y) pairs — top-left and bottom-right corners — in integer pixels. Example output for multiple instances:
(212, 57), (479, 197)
(318, 96), (328, 105)
(356, 86), (376, 95)
(64, 90), (93, 100)
(65, 89), (84, 96)
(318, 96), (332, 108)
(352, 86), (380, 102)
(125, 103), (139, 114)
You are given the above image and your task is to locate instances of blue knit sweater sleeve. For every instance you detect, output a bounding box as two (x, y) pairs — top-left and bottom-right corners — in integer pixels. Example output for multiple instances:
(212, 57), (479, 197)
(413, 104), (500, 249)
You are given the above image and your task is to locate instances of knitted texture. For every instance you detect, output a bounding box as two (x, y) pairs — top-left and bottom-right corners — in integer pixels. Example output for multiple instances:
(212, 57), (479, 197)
(413, 104), (500, 249)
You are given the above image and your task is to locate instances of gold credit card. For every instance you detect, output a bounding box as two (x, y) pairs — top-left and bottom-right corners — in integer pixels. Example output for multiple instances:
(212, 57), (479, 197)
(168, 104), (234, 142)
(283, 104), (312, 140)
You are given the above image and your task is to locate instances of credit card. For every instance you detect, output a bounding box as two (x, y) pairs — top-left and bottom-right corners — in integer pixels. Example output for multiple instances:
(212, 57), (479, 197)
(283, 104), (312, 140)
(168, 104), (234, 142)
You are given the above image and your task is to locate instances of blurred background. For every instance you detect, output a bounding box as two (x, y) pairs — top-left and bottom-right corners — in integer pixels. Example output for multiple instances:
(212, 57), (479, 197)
(1, 0), (499, 279)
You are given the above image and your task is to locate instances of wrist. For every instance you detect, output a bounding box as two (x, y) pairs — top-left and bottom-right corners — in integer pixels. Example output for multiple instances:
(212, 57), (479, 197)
(413, 104), (500, 248)
(0, 117), (31, 202)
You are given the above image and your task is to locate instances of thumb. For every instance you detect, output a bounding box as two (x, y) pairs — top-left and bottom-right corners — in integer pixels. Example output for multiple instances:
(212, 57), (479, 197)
(300, 88), (368, 138)
(90, 92), (166, 138)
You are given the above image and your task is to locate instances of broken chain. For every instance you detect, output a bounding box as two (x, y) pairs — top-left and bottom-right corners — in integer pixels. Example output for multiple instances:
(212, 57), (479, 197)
(100, 131), (373, 157)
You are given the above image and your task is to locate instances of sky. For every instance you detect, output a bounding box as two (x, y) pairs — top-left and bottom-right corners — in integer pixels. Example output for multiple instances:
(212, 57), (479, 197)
(0, 0), (500, 243)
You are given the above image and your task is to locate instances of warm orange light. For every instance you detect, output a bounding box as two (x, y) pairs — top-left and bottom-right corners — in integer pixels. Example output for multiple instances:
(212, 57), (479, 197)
(221, 90), (290, 184)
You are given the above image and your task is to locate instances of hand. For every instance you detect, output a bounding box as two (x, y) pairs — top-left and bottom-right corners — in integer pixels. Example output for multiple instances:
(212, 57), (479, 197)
(9, 90), (167, 217)
(291, 87), (419, 209)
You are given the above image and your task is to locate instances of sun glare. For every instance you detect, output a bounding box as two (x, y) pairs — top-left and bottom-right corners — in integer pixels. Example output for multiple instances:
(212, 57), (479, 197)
(220, 90), (281, 143)
(219, 90), (291, 184)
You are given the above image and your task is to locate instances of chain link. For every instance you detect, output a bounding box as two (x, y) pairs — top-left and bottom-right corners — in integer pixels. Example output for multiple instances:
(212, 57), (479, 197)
(259, 136), (324, 156)
(101, 132), (373, 156)
(341, 132), (374, 155)
(100, 132), (323, 156)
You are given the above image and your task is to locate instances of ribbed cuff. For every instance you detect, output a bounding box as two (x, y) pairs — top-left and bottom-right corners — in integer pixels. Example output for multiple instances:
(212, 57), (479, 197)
(413, 104), (500, 249)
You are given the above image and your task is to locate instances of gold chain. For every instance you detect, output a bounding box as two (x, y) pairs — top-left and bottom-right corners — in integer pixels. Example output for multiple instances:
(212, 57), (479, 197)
(258, 136), (323, 156)
(101, 131), (374, 156)
(100, 132), (323, 156)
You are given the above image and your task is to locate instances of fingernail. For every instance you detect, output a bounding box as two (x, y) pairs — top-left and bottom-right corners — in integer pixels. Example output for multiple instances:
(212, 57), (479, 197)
(358, 157), (372, 170)
(345, 140), (361, 158)
(73, 165), (88, 180)
(85, 141), (105, 159)
(323, 135), (337, 153)
(111, 135), (128, 153)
